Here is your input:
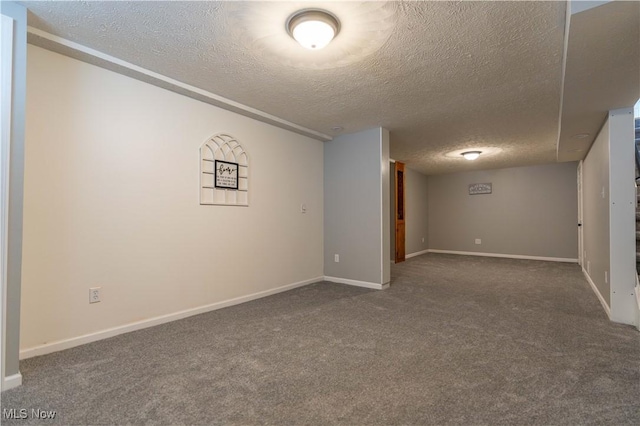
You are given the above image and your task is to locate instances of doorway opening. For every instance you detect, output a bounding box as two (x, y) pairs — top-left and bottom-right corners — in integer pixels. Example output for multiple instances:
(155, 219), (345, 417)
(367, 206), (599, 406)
(395, 161), (405, 263)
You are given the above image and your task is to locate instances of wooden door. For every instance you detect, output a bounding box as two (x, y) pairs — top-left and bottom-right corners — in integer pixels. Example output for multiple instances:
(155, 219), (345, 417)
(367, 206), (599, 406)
(395, 162), (406, 263)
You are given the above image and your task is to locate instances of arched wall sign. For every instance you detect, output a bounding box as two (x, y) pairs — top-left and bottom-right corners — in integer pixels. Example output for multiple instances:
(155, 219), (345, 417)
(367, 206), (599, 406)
(200, 134), (249, 206)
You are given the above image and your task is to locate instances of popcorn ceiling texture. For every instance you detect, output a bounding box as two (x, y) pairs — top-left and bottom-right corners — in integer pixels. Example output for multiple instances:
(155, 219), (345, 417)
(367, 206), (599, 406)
(239, 2), (398, 70)
(24, 1), (567, 175)
(557, 1), (640, 163)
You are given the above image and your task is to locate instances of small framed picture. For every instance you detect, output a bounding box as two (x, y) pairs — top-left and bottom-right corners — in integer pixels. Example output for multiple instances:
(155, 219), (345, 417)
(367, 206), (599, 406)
(214, 160), (239, 190)
(469, 183), (492, 195)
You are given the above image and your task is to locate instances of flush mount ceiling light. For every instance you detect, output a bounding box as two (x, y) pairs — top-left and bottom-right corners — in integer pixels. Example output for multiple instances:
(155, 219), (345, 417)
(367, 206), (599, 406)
(445, 147), (500, 160)
(242, 2), (396, 70)
(461, 151), (482, 161)
(286, 9), (340, 50)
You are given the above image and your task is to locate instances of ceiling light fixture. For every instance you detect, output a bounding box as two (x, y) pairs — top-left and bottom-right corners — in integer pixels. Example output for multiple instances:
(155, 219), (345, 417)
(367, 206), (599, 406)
(461, 151), (482, 161)
(286, 9), (340, 50)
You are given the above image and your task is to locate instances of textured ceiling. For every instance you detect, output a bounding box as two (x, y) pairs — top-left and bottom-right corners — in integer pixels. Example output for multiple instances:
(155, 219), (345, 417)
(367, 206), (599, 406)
(21, 1), (636, 175)
(557, 1), (640, 162)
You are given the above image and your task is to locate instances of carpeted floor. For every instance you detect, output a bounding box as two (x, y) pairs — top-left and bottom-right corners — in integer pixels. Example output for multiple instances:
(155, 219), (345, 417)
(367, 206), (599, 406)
(2, 254), (639, 425)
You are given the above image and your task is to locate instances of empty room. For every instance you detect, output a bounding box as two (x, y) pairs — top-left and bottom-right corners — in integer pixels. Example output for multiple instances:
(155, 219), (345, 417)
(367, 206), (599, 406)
(1, 1), (639, 424)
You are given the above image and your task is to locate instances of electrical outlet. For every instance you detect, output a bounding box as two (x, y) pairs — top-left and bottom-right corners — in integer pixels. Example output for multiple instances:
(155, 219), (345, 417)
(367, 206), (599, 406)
(475, 239), (481, 245)
(89, 287), (101, 304)
(300, 203), (307, 214)
(422, 237), (425, 243)
(334, 254), (339, 263)
(605, 271), (608, 284)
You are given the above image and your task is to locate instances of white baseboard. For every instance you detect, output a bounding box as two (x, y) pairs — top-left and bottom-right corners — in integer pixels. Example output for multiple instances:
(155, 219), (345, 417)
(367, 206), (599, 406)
(635, 275), (640, 331)
(2, 372), (22, 391)
(323, 276), (389, 290)
(427, 249), (578, 263)
(582, 267), (611, 319)
(20, 276), (324, 360)
(406, 249), (429, 259)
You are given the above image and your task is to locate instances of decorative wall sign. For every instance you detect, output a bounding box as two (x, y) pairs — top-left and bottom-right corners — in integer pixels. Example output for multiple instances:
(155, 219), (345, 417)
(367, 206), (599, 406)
(214, 160), (239, 189)
(469, 183), (492, 195)
(200, 134), (249, 206)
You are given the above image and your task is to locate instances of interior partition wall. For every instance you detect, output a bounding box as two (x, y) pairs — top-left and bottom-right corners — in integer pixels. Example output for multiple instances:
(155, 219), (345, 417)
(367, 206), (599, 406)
(0, 1), (26, 391)
(582, 107), (638, 326)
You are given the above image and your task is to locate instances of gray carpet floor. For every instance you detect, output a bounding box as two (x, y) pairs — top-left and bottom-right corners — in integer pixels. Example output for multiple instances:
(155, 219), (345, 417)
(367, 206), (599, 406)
(2, 254), (639, 425)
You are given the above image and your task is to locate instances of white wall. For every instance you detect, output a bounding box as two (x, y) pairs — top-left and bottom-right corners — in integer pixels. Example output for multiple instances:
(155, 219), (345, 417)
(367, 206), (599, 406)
(21, 46), (324, 353)
(428, 163), (579, 260)
(582, 108), (637, 325)
(607, 108), (636, 324)
(582, 119), (610, 305)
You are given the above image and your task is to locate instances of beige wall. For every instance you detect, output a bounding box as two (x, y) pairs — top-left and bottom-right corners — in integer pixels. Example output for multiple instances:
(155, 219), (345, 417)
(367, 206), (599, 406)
(428, 162), (579, 259)
(21, 46), (324, 351)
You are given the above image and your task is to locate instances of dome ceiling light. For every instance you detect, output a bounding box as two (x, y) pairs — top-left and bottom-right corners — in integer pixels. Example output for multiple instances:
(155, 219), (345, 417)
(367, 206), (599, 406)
(461, 151), (482, 161)
(445, 147), (500, 161)
(286, 9), (340, 50)
(243, 2), (396, 70)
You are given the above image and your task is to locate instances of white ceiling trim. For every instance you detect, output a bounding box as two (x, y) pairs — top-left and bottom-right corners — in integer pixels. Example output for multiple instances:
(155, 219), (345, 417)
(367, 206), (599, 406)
(26, 27), (332, 142)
